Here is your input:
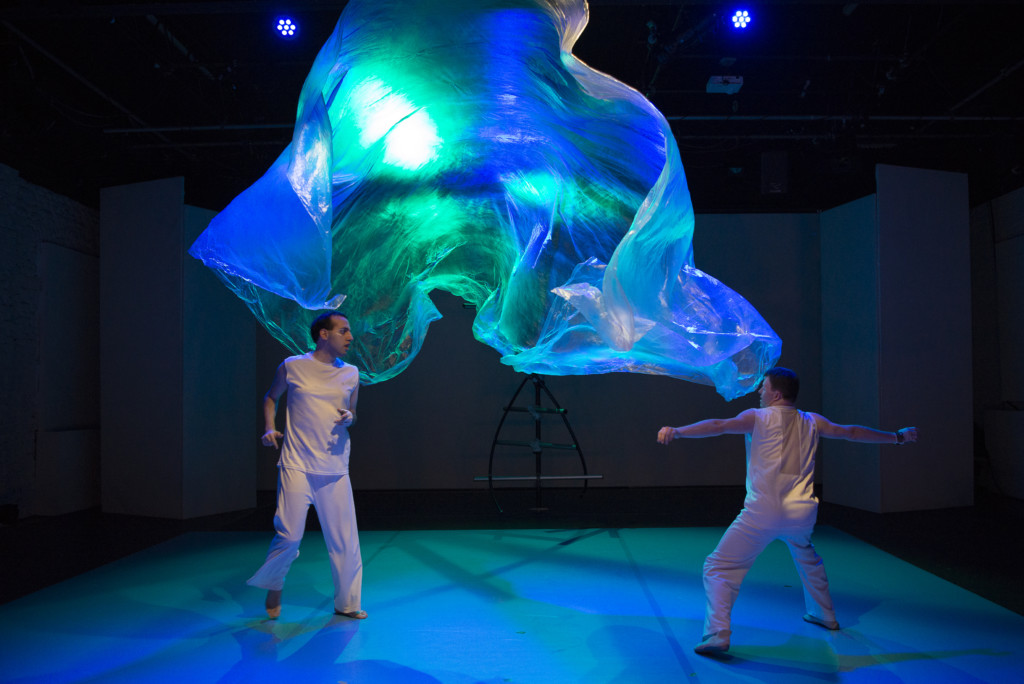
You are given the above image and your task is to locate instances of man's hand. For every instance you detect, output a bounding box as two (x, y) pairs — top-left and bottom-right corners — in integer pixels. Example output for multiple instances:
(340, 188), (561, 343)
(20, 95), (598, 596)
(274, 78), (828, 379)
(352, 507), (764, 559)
(262, 429), (284, 449)
(336, 409), (354, 427)
(897, 427), (919, 444)
(657, 426), (678, 445)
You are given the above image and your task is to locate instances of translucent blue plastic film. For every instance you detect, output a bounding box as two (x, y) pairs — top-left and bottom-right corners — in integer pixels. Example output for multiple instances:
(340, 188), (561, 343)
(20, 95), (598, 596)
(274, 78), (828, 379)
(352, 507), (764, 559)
(189, 0), (781, 399)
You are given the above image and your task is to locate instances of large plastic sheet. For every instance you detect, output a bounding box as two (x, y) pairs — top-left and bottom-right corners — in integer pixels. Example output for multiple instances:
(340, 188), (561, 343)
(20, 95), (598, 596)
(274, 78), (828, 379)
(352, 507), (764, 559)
(189, 0), (781, 399)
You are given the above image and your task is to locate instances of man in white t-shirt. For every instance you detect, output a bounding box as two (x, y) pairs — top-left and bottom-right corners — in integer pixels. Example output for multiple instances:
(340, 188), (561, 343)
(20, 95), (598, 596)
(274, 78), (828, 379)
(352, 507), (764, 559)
(248, 312), (366, 620)
(657, 367), (918, 655)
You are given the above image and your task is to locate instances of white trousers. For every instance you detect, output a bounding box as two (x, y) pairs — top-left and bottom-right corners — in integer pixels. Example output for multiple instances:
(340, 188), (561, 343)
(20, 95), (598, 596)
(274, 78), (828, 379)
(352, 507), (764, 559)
(702, 508), (835, 637)
(247, 467), (363, 614)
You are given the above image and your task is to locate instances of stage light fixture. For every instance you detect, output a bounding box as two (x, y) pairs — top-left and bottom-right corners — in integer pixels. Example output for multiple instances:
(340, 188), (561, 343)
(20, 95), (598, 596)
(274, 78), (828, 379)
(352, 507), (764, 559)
(731, 10), (751, 29)
(276, 18), (298, 39)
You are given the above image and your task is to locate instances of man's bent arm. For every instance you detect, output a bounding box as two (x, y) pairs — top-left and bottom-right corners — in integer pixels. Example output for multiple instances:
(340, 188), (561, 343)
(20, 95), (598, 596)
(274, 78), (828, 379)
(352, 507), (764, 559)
(348, 383), (359, 425)
(261, 363), (288, 448)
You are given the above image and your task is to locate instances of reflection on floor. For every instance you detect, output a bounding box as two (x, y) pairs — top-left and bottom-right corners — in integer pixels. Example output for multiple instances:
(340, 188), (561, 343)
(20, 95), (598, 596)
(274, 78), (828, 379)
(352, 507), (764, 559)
(2, 526), (1021, 683)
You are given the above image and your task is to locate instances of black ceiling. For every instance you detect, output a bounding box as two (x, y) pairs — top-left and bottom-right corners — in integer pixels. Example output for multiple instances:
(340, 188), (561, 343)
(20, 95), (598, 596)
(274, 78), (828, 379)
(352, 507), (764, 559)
(3, 1), (1023, 213)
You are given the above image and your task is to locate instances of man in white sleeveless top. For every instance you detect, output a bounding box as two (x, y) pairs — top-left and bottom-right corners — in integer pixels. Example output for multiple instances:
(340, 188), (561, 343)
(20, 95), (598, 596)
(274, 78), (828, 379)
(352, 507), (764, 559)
(657, 367), (917, 655)
(248, 312), (366, 620)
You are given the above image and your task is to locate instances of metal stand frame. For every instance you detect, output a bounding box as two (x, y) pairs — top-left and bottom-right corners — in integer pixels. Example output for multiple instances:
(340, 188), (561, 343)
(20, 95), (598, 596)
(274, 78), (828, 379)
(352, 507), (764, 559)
(474, 374), (601, 512)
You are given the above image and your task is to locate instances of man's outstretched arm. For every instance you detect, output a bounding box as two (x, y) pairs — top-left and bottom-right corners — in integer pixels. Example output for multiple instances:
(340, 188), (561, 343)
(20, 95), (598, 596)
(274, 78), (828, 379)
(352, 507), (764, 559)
(657, 410), (756, 445)
(810, 414), (918, 445)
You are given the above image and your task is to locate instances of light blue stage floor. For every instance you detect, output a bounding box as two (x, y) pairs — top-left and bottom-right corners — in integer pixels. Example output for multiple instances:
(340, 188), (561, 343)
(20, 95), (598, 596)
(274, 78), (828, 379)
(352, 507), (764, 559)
(2, 526), (1021, 683)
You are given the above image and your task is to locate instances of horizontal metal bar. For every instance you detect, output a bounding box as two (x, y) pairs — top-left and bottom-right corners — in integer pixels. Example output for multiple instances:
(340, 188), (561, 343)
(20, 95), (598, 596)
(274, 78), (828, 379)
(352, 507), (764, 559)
(666, 114), (1024, 122)
(495, 440), (577, 450)
(106, 123), (293, 133)
(473, 475), (604, 482)
(504, 406), (567, 414)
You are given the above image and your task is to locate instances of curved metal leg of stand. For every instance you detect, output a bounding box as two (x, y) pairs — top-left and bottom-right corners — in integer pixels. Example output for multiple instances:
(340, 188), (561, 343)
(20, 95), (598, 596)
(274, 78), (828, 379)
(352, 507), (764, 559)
(486, 375), (531, 513)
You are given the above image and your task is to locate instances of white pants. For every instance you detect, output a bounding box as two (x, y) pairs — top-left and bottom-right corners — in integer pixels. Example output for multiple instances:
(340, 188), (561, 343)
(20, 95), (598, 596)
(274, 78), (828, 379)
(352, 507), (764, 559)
(247, 467), (362, 614)
(702, 508), (835, 637)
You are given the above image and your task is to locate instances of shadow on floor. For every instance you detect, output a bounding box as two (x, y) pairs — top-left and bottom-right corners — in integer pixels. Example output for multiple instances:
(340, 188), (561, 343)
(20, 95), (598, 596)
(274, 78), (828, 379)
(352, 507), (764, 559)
(2, 485), (1022, 614)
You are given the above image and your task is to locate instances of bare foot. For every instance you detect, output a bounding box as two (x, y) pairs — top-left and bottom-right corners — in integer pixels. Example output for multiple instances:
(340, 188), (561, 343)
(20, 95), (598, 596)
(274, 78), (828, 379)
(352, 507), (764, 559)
(265, 589), (282, 619)
(335, 609), (368, 619)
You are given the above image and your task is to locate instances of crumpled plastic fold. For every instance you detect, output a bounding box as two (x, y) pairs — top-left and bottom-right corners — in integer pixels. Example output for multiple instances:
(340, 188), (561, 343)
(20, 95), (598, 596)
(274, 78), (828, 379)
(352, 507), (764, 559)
(189, 0), (781, 400)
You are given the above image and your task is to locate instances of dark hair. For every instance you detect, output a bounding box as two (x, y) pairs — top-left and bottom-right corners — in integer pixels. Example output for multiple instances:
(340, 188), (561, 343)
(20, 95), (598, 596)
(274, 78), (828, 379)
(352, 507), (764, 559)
(309, 311), (348, 344)
(764, 367), (799, 401)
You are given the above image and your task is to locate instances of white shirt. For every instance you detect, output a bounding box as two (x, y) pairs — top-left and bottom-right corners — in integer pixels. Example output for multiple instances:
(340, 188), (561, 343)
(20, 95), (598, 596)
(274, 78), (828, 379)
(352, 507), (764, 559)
(279, 352), (359, 475)
(743, 405), (819, 524)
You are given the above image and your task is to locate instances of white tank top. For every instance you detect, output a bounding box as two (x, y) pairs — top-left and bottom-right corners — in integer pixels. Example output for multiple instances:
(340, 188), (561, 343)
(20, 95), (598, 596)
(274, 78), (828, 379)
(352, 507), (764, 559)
(279, 353), (359, 475)
(743, 405), (819, 524)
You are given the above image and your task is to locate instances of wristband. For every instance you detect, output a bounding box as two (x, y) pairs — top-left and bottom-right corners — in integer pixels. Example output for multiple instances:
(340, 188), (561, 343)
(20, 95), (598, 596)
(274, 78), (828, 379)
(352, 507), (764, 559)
(895, 430), (905, 445)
